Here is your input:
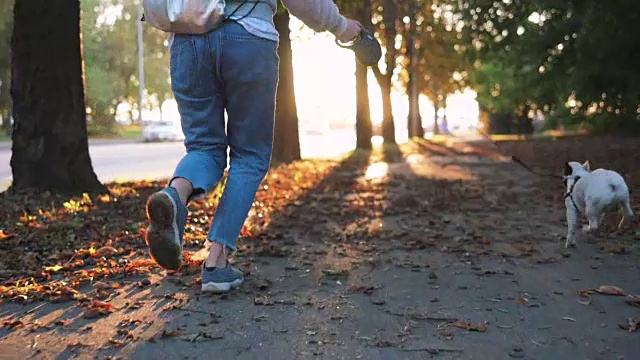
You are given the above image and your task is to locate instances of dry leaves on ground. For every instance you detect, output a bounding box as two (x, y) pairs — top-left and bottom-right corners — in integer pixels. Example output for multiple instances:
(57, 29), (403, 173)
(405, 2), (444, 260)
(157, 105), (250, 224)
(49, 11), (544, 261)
(0, 160), (335, 305)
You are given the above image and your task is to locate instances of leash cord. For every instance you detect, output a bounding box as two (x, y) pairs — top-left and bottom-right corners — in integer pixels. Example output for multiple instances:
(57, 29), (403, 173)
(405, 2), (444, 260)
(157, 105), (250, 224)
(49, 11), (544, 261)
(470, 123), (563, 180)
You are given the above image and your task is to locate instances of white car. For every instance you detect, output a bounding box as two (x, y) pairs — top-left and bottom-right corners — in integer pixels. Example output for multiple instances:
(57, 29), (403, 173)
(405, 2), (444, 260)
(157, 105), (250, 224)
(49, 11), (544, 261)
(141, 121), (185, 142)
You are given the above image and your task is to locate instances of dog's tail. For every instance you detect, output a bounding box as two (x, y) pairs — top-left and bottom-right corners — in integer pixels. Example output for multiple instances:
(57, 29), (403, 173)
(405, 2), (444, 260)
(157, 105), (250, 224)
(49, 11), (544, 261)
(618, 198), (634, 229)
(622, 199), (634, 218)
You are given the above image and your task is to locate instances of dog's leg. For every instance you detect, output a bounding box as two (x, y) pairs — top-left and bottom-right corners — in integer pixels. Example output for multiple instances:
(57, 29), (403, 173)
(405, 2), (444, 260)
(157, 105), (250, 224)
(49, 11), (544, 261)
(618, 198), (634, 229)
(565, 205), (580, 248)
(583, 202), (601, 234)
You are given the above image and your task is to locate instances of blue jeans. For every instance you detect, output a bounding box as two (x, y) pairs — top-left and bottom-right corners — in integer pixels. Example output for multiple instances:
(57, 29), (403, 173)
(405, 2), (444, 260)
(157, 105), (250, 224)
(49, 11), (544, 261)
(168, 22), (279, 252)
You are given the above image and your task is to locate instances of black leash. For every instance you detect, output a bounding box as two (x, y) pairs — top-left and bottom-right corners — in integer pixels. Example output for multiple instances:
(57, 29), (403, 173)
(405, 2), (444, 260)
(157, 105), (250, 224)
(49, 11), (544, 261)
(470, 124), (563, 180)
(469, 124), (583, 212)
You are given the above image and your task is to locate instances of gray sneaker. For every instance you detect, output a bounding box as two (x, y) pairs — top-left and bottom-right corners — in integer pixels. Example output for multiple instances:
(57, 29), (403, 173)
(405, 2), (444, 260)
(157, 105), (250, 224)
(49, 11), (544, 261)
(201, 264), (244, 292)
(144, 187), (188, 270)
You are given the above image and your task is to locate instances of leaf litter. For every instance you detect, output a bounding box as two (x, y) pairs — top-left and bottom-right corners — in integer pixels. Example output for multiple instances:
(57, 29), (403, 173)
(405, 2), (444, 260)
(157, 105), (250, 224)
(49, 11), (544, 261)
(0, 136), (639, 354)
(0, 161), (335, 305)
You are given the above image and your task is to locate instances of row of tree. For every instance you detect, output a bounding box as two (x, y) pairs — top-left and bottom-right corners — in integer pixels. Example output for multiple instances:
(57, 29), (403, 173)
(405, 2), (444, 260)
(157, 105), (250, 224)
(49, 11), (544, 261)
(5, 0), (639, 194)
(273, 0), (472, 162)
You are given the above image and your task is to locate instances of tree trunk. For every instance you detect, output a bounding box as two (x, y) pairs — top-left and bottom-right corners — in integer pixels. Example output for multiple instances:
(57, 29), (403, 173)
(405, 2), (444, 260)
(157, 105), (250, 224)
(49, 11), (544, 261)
(272, 10), (301, 163)
(441, 95), (448, 134)
(354, 4), (373, 150)
(379, 0), (397, 144)
(406, 5), (420, 139)
(406, 46), (416, 138)
(433, 105), (440, 135)
(355, 60), (372, 149)
(380, 77), (395, 143)
(416, 100), (424, 138)
(9, 0), (106, 195)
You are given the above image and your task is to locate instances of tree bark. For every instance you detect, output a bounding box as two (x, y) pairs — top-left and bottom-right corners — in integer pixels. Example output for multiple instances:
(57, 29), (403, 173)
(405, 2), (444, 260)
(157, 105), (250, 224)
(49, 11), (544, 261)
(354, 4), (373, 150)
(441, 95), (449, 134)
(373, 0), (397, 144)
(416, 101), (424, 138)
(355, 60), (373, 149)
(379, 76), (395, 143)
(272, 10), (301, 163)
(9, 0), (105, 195)
(433, 104), (440, 135)
(406, 12), (420, 139)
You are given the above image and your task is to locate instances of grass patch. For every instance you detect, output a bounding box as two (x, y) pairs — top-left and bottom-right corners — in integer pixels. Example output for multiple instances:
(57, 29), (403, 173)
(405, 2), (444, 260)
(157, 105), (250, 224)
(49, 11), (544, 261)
(88, 124), (142, 140)
(118, 125), (142, 140)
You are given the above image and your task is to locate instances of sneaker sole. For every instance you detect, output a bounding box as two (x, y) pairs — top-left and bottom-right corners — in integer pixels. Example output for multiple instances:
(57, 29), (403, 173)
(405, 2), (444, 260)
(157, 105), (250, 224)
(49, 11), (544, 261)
(201, 278), (244, 293)
(145, 192), (182, 270)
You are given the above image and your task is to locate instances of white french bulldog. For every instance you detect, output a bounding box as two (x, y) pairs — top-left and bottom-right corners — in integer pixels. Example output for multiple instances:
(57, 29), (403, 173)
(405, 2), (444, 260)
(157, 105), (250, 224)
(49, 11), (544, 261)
(563, 161), (633, 248)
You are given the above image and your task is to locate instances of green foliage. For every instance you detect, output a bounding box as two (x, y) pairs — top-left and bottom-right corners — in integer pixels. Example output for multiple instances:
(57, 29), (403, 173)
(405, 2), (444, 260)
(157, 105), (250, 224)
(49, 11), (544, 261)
(459, 0), (640, 134)
(81, 0), (171, 131)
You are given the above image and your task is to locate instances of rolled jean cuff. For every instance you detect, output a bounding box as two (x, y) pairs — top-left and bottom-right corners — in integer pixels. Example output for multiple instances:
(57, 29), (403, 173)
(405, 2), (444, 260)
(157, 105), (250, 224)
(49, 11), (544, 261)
(206, 237), (237, 253)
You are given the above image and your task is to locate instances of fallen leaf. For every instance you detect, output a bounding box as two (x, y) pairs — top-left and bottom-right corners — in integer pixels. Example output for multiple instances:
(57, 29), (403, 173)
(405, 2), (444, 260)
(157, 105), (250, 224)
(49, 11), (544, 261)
(516, 297), (529, 305)
(578, 298), (591, 305)
(577, 289), (595, 297)
(254, 295), (274, 306)
(254, 278), (272, 290)
(0, 230), (15, 240)
(535, 257), (558, 264)
(82, 308), (108, 319)
(2, 320), (24, 330)
(92, 281), (111, 290)
(275, 298), (296, 305)
(562, 317), (576, 322)
(347, 285), (378, 295)
(596, 285), (625, 296)
(108, 338), (125, 347)
(618, 317), (638, 333)
(92, 246), (118, 258)
(44, 265), (64, 273)
(322, 268), (349, 279)
(451, 321), (488, 332)
(181, 332), (223, 342)
(160, 329), (182, 338)
(91, 300), (114, 310)
(625, 295), (640, 308)
(253, 313), (268, 322)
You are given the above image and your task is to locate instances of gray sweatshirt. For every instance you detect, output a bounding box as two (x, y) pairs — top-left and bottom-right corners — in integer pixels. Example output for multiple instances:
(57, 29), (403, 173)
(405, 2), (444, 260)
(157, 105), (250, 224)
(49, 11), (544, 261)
(220, 0), (350, 42)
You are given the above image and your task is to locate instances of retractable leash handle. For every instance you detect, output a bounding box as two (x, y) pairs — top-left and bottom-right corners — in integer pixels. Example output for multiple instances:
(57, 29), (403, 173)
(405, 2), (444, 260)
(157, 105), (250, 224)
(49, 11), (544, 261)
(335, 28), (382, 67)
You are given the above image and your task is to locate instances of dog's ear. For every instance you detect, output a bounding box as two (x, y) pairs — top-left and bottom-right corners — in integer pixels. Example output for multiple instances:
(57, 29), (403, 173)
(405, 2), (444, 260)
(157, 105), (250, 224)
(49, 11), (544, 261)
(582, 161), (590, 171)
(563, 162), (572, 176)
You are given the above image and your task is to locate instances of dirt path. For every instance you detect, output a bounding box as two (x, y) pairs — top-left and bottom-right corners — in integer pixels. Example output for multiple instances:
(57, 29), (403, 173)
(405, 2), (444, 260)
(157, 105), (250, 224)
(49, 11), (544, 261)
(1, 137), (639, 360)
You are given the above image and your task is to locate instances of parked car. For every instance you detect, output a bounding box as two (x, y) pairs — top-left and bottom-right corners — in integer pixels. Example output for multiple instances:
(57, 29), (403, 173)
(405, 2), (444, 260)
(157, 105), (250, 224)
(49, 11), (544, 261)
(141, 120), (184, 142)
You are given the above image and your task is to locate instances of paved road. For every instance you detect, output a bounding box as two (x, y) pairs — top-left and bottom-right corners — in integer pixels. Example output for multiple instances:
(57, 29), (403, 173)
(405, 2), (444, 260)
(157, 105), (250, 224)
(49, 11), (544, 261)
(0, 131), (377, 192)
(0, 140), (186, 192)
(0, 130), (482, 192)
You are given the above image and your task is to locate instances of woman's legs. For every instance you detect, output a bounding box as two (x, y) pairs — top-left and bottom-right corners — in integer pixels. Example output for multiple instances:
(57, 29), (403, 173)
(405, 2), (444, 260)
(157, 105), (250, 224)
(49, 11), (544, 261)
(145, 32), (227, 270)
(201, 23), (279, 290)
